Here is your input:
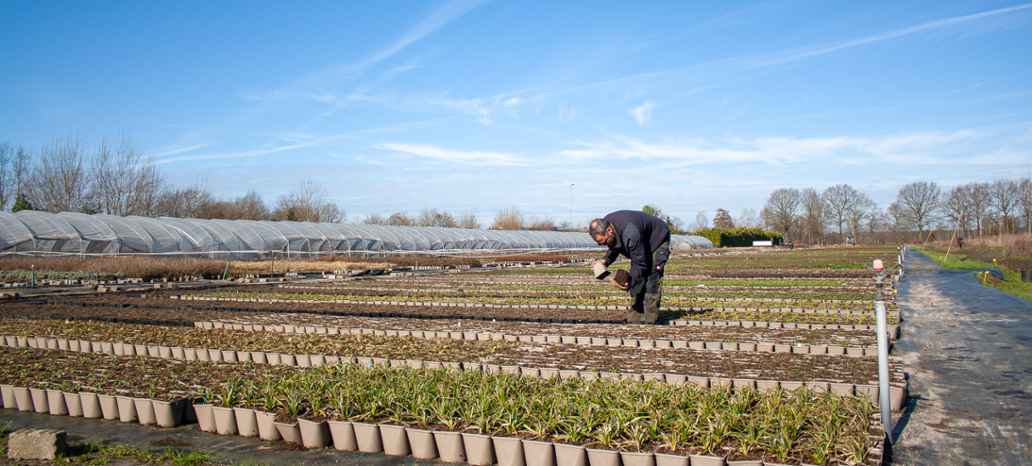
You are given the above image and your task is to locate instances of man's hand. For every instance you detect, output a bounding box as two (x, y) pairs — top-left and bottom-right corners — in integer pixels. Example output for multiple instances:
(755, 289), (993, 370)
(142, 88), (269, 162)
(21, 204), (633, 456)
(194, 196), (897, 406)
(610, 275), (629, 290)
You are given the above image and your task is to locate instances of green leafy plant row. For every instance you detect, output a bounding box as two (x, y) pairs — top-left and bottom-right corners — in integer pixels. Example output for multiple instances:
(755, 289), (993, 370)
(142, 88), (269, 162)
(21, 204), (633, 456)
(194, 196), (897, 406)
(211, 363), (877, 465)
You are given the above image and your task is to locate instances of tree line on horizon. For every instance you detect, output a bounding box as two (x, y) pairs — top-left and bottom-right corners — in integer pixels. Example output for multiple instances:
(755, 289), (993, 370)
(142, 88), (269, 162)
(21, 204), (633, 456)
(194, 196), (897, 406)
(756, 179), (1032, 244)
(6, 139), (1029, 240)
(0, 139), (574, 232)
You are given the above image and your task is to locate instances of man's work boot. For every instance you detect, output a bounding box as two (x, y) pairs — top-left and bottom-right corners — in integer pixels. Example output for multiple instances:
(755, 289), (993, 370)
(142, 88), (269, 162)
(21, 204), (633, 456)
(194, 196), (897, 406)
(642, 293), (661, 324)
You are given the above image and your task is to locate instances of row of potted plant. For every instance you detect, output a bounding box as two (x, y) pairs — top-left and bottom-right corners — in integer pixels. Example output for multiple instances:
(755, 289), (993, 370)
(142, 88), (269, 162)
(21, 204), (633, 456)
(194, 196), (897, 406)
(176, 293), (885, 318)
(193, 363), (882, 466)
(192, 289), (879, 308)
(0, 321), (886, 388)
(0, 347), (289, 428)
(271, 283), (878, 303)
(1, 330), (909, 412)
(194, 320), (881, 358)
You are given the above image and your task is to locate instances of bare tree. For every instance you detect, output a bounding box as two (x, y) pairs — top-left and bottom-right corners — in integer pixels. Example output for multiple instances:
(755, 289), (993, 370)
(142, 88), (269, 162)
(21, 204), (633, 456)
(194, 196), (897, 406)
(526, 217), (558, 231)
(762, 188), (801, 239)
(847, 192), (876, 243)
(26, 139), (90, 212)
(416, 209), (458, 228)
(387, 212), (414, 226)
(363, 214), (388, 225)
(692, 210), (709, 231)
(990, 179), (1020, 235)
(943, 185), (972, 235)
(821, 184), (864, 237)
(0, 143), (11, 210)
(458, 211), (480, 229)
(895, 181), (941, 236)
(712, 208), (734, 229)
(736, 208), (761, 228)
(799, 188), (824, 245)
(156, 186), (213, 218)
(90, 141), (164, 216)
(968, 182), (991, 237)
(491, 207), (524, 230)
(886, 202), (910, 233)
(1021, 178), (1032, 234)
(272, 180), (345, 223)
(233, 190), (270, 220)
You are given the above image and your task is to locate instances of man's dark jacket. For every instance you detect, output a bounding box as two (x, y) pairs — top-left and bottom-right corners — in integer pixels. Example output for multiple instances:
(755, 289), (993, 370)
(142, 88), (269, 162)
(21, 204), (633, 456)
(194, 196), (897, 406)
(601, 210), (671, 291)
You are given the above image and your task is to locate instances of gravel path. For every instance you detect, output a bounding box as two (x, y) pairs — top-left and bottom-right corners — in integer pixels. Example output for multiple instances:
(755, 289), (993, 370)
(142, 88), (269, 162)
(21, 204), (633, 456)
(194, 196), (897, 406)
(892, 250), (1032, 465)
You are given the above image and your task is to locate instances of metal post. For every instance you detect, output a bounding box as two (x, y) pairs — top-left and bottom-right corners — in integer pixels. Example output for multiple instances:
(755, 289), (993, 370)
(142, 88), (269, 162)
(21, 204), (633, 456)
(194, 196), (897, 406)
(875, 272), (894, 442)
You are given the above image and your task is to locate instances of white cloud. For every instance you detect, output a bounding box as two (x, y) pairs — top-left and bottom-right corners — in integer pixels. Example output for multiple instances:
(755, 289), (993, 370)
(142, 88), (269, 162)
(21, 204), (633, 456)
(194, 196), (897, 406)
(376, 143), (527, 166)
(503, 96), (523, 107)
(431, 97), (493, 125)
(753, 3), (1032, 67)
(144, 144), (208, 160)
(630, 100), (655, 127)
(558, 130), (984, 166)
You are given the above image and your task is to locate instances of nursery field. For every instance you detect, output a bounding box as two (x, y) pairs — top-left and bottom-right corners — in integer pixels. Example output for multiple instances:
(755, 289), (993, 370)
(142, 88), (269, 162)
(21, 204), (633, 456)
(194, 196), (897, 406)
(0, 246), (904, 466)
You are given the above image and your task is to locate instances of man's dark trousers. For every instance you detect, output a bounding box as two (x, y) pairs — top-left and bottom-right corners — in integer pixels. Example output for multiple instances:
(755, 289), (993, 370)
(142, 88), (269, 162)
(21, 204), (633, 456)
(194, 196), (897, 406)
(628, 240), (670, 324)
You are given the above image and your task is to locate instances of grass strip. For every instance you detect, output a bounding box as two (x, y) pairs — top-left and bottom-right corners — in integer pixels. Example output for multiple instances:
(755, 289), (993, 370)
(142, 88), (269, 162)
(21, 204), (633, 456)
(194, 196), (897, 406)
(917, 247), (1032, 303)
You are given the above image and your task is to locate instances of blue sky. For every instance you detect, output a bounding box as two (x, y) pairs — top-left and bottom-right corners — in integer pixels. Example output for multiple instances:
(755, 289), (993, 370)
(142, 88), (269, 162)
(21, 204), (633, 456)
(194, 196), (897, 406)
(2, 1), (1031, 225)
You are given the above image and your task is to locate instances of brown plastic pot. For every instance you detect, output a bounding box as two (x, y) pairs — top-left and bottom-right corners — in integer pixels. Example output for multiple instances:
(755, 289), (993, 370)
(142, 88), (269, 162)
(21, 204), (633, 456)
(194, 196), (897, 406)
(116, 396), (137, 423)
(266, 352), (281, 365)
(207, 349), (222, 362)
(255, 410), (281, 441)
(98, 394), (119, 420)
(621, 451), (656, 466)
(233, 407), (258, 437)
(212, 406), (237, 435)
(0, 384), (14, 409)
(63, 392), (83, 417)
(133, 398), (156, 425)
(462, 432), (495, 466)
(194, 404), (215, 432)
(13, 387), (32, 412)
(251, 351), (267, 364)
(352, 422), (382, 453)
(492, 436), (525, 466)
(523, 439), (555, 466)
(379, 424), (410, 456)
(586, 448), (620, 466)
(327, 420), (357, 451)
(553, 443), (587, 466)
(299, 418), (331, 449)
(46, 389), (67, 416)
(432, 430), (465, 463)
(220, 350), (237, 363)
(690, 454), (727, 466)
(405, 428), (439, 460)
(171, 347), (185, 360)
(76, 391), (98, 416)
(295, 354), (311, 367)
(153, 399), (186, 427)
(655, 453), (690, 466)
(236, 351), (252, 363)
(275, 421), (301, 444)
(29, 388), (49, 413)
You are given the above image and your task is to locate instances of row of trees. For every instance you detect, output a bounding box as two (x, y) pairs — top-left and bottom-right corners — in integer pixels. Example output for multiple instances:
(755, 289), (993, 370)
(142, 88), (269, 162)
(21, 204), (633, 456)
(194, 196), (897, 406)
(757, 178), (1032, 244)
(0, 140), (345, 222)
(0, 139), (575, 231)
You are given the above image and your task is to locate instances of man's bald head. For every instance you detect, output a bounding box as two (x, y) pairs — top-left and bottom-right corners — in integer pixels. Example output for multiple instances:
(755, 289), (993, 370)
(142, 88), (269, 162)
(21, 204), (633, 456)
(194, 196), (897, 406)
(589, 218), (616, 247)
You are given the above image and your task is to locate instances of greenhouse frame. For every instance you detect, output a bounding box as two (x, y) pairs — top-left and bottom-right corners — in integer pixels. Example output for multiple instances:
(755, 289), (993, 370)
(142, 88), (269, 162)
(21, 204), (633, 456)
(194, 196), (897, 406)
(0, 211), (713, 257)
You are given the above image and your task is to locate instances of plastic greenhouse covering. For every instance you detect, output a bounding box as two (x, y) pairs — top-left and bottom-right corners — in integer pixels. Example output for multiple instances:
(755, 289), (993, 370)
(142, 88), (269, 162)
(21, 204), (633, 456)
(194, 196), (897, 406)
(0, 211), (713, 257)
